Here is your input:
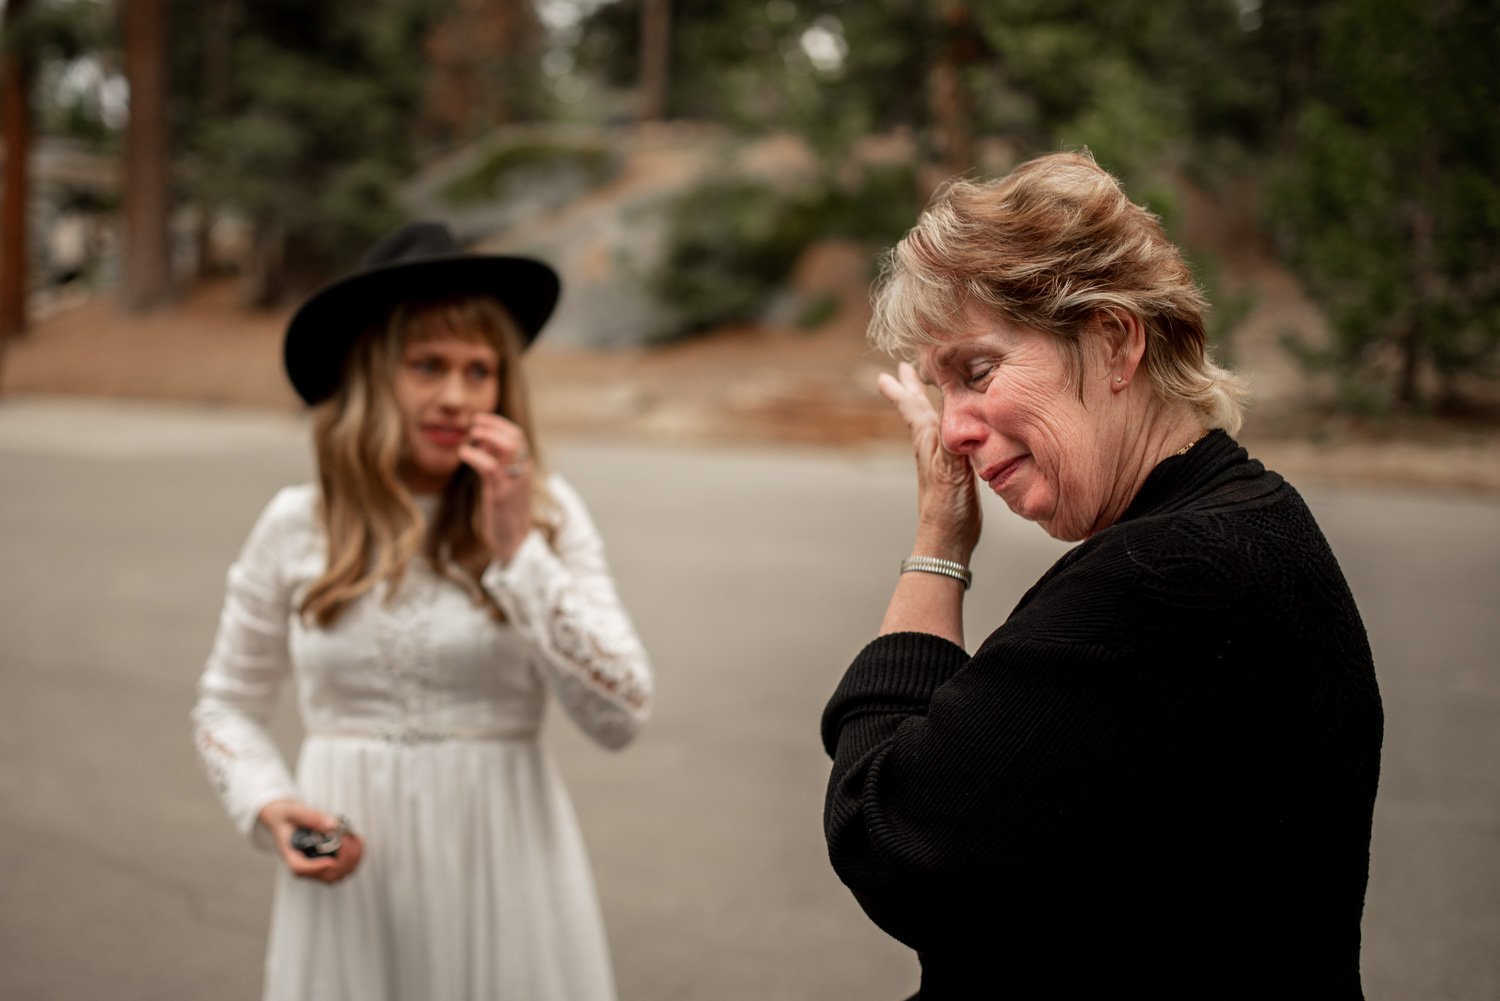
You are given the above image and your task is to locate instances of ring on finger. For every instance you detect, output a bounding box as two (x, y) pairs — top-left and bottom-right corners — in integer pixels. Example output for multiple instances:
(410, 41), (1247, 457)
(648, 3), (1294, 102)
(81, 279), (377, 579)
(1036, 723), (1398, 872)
(504, 446), (531, 477)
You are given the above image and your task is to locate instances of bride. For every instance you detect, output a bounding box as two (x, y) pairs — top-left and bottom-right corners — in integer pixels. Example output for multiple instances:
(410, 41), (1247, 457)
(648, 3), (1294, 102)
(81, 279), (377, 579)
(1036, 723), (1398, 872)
(192, 221), (653, 1001)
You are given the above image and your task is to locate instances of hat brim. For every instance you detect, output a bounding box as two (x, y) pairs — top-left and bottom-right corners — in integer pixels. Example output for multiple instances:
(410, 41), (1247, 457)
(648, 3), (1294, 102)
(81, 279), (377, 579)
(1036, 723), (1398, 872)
(283, 253), (560, 406)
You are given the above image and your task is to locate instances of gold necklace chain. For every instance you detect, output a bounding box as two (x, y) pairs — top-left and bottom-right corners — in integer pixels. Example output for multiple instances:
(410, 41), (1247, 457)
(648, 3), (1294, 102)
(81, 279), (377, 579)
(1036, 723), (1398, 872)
(1175, 429), (1212, 456)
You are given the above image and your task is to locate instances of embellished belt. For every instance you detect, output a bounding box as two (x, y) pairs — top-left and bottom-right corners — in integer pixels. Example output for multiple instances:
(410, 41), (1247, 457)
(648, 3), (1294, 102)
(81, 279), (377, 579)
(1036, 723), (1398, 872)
(307, 724), (537, 745)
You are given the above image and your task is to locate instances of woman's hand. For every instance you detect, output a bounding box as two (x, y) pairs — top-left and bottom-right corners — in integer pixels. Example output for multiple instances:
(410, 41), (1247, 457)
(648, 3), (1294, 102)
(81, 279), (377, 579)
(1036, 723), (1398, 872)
(878, 361), (982, 563)
(257, 799), (364, 884)
(458, 412), (534, 565)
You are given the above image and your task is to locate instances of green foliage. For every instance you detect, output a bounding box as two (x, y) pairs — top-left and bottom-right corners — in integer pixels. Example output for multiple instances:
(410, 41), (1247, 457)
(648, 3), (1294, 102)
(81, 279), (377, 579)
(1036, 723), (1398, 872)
(439, 139), (616, 206)
(796, 293), (840, 330)
(7, 0), (114, 142)
(24, 0), (1496, 417)
(576, 0), (934, 140)
(652, 162), (922, 340)
(575, 0), (1278, 178)
(613, 0), (1285, 348)
(589, 0), (1500, 410)
(1, 0), (102, 59)
(963, 0), (1291, 180)
(1191, 251), (1255, 369)
(1268, 0), (1500, 409)
(169, 0), (438, 285)
(652, 179), (805, 338)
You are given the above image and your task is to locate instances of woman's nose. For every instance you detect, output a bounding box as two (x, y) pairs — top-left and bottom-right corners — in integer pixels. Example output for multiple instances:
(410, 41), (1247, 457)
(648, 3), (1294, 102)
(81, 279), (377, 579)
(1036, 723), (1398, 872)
(939, 398), (985, 456)
(436, 371), (467, 408)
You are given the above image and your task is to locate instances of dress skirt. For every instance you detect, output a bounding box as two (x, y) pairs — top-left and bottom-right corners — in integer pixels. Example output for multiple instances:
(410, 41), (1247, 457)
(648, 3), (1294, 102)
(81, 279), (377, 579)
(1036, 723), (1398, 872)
(262, 734), (617, 1001)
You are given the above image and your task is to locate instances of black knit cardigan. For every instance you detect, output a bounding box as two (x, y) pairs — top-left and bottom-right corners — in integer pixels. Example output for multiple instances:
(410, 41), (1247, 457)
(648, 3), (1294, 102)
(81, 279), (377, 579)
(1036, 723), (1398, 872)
(822, 432), (1383, 1000)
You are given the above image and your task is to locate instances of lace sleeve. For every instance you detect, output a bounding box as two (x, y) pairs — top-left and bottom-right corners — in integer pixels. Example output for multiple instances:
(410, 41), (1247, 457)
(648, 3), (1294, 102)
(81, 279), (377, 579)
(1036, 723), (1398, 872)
(482, 476), (654, 749)
(190, 487), (306, 849)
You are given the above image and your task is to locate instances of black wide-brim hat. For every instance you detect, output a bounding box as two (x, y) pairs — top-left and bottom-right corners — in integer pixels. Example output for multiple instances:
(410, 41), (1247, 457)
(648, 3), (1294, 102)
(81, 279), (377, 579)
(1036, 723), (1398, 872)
(283, 221), (561, 405)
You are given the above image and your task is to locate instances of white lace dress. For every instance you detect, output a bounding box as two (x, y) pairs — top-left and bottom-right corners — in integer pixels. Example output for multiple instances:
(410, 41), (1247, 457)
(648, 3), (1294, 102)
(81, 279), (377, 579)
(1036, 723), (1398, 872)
(191, 476), (652, 1001)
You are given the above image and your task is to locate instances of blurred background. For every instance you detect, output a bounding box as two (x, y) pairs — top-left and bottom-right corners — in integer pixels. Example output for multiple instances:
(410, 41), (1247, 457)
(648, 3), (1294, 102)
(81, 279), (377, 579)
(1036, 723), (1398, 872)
(1, 1), (1498, 999)
(1, 0), (1498, 465)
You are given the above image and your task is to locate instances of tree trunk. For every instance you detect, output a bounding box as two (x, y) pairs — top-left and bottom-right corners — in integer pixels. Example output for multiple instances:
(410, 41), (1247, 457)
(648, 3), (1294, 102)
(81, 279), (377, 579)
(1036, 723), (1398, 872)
(1396, 318), (1421, 407)
(1, 0), (33, 349)
(1399, 196), (1437, 408)
(121, 0), (175, 311)
(927, 1), (976, 182)
(193, 0), (234, 279)
(241, 216), (285, 309)
(637, 0), (671, 122)
(423, 0), (547, 144)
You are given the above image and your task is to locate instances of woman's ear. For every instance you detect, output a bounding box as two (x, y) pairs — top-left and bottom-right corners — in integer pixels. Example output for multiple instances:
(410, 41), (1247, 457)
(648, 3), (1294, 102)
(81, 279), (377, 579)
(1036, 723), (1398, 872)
(1098, 308), (1147, 391)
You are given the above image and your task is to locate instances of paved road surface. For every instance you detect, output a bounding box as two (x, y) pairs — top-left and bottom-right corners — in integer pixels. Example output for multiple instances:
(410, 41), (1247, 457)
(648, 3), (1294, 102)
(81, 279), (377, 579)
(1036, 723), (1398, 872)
(2, 397), (1497, 1000)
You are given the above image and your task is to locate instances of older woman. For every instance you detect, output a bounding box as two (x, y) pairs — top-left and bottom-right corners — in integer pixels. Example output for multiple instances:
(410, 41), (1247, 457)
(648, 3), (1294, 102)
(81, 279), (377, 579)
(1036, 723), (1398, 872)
(821, 152), (1382, 999)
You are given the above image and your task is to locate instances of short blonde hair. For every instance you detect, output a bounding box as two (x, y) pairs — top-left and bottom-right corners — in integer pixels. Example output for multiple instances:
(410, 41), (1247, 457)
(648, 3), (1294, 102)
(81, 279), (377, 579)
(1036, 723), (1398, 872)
(870, 150), (1246, 433)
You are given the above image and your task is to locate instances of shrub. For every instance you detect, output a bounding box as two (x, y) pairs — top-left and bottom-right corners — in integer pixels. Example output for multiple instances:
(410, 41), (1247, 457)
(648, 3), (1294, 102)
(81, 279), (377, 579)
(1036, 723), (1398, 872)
(439, 139), (616, 206)
(651, 162), (921, 340)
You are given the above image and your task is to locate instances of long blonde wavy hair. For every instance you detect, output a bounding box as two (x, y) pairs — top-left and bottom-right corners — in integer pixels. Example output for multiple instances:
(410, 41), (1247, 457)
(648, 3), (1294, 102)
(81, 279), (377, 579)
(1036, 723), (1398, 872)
(300, 293), (557, 627)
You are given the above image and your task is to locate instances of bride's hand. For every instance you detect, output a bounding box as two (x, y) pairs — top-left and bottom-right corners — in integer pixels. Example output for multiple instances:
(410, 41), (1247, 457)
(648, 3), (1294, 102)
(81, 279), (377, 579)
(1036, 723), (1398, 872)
(258, 799), (364, 883)
(458, 413), (534, 565)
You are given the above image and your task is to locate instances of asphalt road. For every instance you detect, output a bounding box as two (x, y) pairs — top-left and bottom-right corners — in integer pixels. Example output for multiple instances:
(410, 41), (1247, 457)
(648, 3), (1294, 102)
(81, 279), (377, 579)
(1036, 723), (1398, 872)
(1, 396), (1497, 1001)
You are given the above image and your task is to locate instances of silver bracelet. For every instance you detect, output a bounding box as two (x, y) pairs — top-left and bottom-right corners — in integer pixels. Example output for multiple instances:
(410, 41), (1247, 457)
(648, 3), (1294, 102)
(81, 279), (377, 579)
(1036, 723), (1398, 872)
(900, 555), (972, 590)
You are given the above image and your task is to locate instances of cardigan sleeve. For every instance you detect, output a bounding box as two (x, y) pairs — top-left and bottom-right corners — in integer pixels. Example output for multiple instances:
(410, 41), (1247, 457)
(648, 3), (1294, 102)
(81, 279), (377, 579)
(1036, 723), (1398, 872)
(821, 574), (1200, 951)
(190, 488), (307, 850)
(820, 500), (1327, 951)
(482, 475), (653, 750)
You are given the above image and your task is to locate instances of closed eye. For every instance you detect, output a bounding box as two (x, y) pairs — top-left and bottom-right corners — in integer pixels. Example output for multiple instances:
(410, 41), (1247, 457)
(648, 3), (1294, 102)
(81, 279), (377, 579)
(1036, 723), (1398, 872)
(964, 364), (995, 389)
